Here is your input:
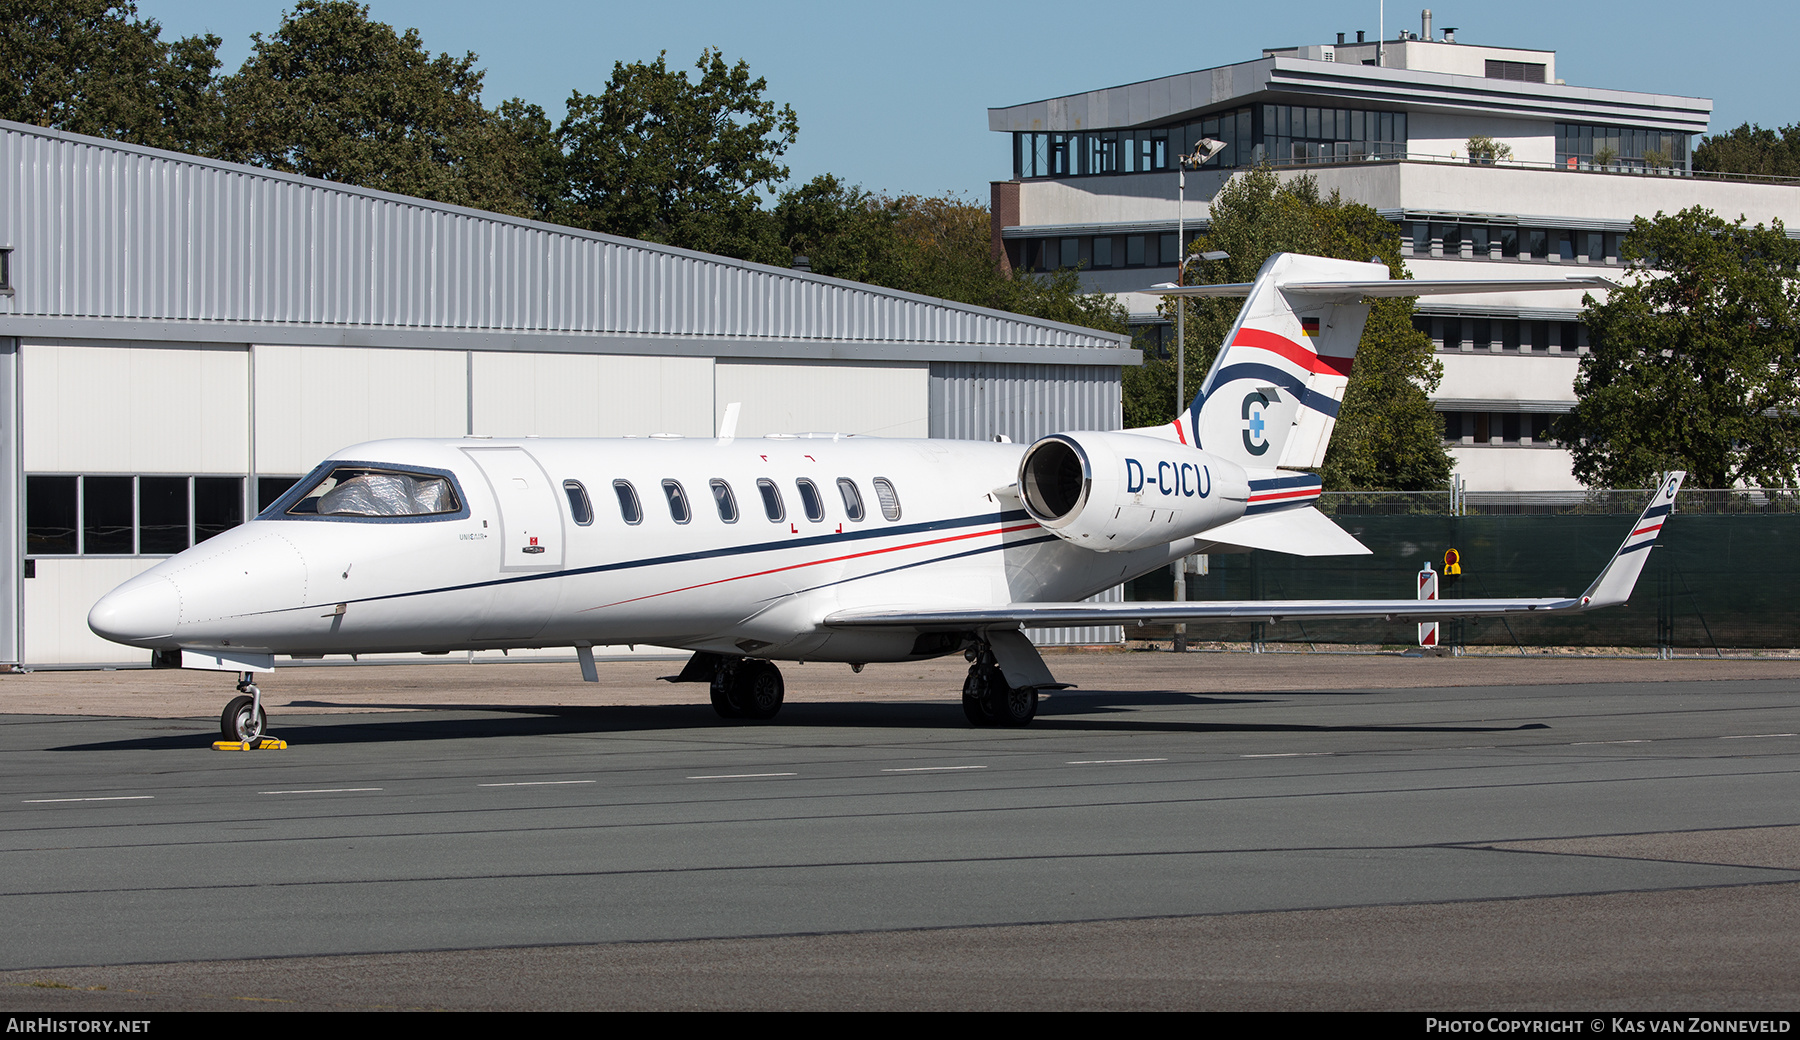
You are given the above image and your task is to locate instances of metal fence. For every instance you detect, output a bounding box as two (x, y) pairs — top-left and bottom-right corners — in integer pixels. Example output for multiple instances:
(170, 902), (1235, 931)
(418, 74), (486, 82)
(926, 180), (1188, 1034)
(1131, 487), (1800, 649)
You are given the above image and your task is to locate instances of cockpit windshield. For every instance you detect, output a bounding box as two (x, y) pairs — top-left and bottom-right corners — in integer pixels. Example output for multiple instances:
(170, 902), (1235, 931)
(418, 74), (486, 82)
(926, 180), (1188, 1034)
(283, 466), (462, 518)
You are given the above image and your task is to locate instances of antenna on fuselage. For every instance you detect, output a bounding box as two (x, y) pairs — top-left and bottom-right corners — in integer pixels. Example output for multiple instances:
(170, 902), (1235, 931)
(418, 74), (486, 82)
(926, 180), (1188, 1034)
(717, 401), (742, 443)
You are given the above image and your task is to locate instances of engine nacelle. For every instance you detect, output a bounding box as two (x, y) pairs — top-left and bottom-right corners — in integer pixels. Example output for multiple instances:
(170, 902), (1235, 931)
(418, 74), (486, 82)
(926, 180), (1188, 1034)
(1017, 431), (1250, 553)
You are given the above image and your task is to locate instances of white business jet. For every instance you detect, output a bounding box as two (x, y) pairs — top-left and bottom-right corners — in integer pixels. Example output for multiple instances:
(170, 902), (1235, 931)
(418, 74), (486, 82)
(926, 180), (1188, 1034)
(89, 254), (1682, 742)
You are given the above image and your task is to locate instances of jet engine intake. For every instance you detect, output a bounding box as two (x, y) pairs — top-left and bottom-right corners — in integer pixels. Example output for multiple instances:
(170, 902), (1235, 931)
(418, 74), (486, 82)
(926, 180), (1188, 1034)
(1018, 432), (1248, 552)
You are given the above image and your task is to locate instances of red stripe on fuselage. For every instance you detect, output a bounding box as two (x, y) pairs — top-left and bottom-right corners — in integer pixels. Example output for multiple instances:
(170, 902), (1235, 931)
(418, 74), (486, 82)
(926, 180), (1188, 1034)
(1248, 487), (1320, 503)
(1231, 327), (1354, 377)
(581, 521), (1045, 611)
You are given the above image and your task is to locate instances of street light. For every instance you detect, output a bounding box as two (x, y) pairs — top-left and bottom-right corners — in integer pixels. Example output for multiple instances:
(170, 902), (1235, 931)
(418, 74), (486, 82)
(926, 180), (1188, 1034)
(1174, 139), (1226, 419)
(1169, 138), (1224, 655)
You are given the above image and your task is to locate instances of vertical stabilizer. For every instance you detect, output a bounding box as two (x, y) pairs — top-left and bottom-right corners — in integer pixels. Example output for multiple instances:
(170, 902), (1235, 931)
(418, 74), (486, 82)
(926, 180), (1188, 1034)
(1133, 253), (1389, 469)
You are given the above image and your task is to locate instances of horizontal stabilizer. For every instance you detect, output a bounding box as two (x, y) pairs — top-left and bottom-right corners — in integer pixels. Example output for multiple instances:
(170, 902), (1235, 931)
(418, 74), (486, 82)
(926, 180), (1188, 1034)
(1196, 506), (1370, 557)
(1143, 276), (1617, 299)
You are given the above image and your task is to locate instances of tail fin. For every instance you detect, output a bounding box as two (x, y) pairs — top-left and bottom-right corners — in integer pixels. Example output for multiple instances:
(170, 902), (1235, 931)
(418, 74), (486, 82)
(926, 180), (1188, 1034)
(1129, 253), (1617, 468)
(1187, 253), (1386, 468)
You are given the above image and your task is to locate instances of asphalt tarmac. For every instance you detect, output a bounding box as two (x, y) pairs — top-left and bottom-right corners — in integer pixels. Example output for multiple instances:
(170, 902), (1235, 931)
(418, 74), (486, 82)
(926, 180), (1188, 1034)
(3, 652), (1799, 1011)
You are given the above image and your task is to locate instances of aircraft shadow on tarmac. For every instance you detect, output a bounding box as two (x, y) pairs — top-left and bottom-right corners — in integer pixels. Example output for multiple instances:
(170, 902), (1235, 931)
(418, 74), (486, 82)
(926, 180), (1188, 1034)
(47, 690), (1551, 752)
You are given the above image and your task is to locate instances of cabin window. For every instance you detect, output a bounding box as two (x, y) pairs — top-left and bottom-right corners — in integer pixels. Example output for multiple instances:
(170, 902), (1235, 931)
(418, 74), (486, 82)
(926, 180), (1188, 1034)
(873, 478), (901, 521)
(285, 467), (461, 518)
(837, 478), (865, 522)
(662, 480), (691, 524)
(563, 480), (593, 526)
(796, 479), (825, 522)
(756, 478), (785, 522)
(710, 479), (738, 523)
(613, 480), (642, 525)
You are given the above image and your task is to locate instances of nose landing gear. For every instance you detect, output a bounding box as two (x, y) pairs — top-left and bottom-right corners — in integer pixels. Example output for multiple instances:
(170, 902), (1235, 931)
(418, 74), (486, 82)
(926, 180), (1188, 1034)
(215, 673), (283, 749)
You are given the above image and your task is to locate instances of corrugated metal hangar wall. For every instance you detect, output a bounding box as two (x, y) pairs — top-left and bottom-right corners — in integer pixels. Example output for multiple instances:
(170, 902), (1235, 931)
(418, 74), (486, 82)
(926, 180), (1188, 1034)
(0, 122), (1134, 666)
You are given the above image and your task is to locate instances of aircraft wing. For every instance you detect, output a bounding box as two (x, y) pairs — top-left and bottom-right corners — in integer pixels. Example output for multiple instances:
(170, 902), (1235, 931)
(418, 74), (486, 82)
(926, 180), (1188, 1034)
(825, 474), (1685, 632)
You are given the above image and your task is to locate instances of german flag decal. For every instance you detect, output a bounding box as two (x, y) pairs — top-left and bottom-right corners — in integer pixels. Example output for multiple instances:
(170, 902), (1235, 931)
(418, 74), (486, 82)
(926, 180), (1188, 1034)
(1300, 317), (1321, 338)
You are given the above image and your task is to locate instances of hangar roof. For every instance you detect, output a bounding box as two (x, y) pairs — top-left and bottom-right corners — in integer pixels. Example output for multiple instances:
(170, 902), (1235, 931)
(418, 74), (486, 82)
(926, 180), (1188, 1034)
(0, 122), (1132, 366)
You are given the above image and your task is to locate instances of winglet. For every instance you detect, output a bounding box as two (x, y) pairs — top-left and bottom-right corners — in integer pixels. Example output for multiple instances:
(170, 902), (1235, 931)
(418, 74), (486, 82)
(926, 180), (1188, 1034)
(1578, 472), (1686, 609)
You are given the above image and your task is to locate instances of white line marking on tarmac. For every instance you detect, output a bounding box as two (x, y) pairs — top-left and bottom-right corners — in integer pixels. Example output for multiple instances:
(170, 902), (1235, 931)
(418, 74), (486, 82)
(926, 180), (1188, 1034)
(1722, 733), (1799, 740)
(258, 788), (383, 795)
(687, 772), (798, 780)
(881, 766), (988, 772)
(1572, 740), (1650, 745)
(1067, 758), (1168, 764)
(478, 780), (598, 787)
(1240, 753), (1331, 759)
(22, 795), (154, 803)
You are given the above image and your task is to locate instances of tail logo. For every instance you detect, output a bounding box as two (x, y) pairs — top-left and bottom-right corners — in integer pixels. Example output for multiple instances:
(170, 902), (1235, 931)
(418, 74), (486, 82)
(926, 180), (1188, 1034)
(1241, 391), (1271, 456)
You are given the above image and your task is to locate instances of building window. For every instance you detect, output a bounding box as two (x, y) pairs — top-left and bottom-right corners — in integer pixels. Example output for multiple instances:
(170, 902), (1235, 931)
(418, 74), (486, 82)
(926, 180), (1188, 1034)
(26, 474), (245, 556)
(1556, 122), (1690, 173)
(0, 248), (11, 292)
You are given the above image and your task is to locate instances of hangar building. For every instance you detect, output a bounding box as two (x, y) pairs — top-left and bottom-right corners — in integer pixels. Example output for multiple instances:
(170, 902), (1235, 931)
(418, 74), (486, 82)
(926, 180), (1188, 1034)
(0, 121), (1134, 667)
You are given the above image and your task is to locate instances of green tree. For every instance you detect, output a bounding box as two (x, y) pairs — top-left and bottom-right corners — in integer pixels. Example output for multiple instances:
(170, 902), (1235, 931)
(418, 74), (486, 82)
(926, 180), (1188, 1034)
(558, 49), (796, 263)
(1561, 207), (1800, 489)
(773, 180), (1126, 335)
(1131, 164), (1450, 490)
(1694, 123), (1800, 179)
(219, 1), (549, 219)
(0, 0), (224, 153)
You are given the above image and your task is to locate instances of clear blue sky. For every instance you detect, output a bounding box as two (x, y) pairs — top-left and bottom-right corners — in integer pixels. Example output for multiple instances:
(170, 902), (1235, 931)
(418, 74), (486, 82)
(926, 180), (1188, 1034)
(138, 0), (1796, 199)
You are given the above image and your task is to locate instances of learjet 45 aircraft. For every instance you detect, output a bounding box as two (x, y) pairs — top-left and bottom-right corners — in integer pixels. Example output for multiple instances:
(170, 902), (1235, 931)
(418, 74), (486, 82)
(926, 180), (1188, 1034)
(88, 254), (1682, 742)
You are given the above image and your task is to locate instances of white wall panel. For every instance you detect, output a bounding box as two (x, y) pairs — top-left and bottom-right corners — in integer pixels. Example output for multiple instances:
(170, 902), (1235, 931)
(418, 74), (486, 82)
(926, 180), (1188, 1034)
(716, 361), (929, 438)
(23, 558), (158, 664)
(254, 345), (466, 474)
(22, 343), (248, 473)
(470, 353), (714, 438)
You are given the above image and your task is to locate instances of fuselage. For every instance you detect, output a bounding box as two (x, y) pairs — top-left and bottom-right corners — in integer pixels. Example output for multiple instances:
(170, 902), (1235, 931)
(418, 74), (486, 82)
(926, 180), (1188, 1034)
(89, 435), (1246, 665)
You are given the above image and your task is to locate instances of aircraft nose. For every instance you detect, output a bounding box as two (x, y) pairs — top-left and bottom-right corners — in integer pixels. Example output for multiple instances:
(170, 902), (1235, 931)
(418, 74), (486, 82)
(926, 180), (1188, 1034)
(88, 576), (181, 647)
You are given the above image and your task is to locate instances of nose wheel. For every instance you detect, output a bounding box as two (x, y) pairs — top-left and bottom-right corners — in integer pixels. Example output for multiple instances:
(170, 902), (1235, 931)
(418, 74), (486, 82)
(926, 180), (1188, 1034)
(221, 675), (269, 743)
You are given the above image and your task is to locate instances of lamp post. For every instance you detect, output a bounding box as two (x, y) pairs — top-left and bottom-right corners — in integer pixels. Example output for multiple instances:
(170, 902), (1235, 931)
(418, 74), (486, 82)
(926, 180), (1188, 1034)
(1174, 139), (1226, 420)
(1170, 138), (1225, 653)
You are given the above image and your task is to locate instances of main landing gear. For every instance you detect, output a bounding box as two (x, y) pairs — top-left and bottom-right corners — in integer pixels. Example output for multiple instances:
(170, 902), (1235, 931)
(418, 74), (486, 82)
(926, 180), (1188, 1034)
(708, 657), (786, 722)
(961, 645), (1038, 727)
(220, 673), (268, 742)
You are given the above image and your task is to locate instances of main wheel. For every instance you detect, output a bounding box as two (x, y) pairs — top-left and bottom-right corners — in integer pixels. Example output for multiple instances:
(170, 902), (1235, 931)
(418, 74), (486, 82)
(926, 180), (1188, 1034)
(709, 670), (744, 719)
(221, 694), (267, 743)
(961, 665), (999, 727)
(735, 661), (785, 721)
(994, 682), (1039, 727)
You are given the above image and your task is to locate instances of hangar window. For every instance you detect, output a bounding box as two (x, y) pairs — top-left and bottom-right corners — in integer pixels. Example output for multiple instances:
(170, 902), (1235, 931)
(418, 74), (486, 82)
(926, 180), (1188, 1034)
(837, 479), (865, 522)
(872, 478), (901, 521)
(284, 466), (461, 519)
(563, 480), (593, 526)
(662, 480), (691, 524)
(710, 479), (738, 523)
(613, 480), (642, 525)
(0, 248), (11, 292)
(795, 479), (825, 522)
(756, 478), (785, 522)
(26, 474), (245, 556)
